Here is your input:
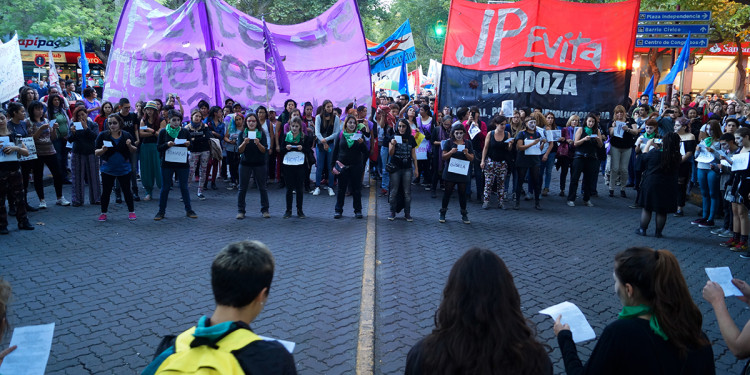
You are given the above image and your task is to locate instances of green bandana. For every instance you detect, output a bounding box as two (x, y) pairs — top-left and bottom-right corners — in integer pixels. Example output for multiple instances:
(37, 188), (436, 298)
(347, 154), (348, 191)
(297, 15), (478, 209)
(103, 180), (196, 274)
(342, 130), (356, 147)
(704, 137), (713, 148)
(644, 131), (656, 140)
(584, 126), (593, 136)
(285, 130), (301, 144)
(166, 124), (181, 139)
(618, 304), (668, 340)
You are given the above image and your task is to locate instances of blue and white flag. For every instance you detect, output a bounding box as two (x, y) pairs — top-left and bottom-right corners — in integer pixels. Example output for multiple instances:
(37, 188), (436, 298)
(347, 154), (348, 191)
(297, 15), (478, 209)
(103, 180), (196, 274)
(78, 37), (89, 90)
(399, 55), (409, 96)
(658, 33), (691, 86)
(367, 20), (416, 75)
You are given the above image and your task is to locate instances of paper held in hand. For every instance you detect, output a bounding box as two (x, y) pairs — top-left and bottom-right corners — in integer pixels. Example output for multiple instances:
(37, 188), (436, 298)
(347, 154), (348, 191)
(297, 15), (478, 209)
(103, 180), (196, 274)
(416, 140), (429, 160)
(18, 137), (37, 161)
(545, 130), (562, 142)
(174, 138), (187, 145)
(257, 335), (296, 354)
(468, 124), (480, 140)
(73, 122), (83, 130)
(102, 140), (113, 148)
(457, 144), (465, 152)
(731, 152), (749, 171)
(502, 100), (514, 117)
(613, 121), (626, 138)
(247, 131), (257, 140)
(447, 158), (470, 175)
(705, 267), (743, 297)
(695, 148), (715, 164)
(0, 322), (55, 375)
(350, 133), (362, 141)
(283, 151), (305, 166)
(394, 135), (403, 144)
(165, 147), (189, 163)
(539, 301), (596, 343)
(524, 139), (542, 155)
(0, 136), (18, 162)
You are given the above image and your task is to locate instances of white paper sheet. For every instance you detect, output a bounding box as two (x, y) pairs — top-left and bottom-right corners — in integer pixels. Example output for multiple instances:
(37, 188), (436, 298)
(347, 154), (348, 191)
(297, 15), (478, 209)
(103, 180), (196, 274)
(73, 122), (83, 130)
(247, 131), (257, 140)
(173, 138), (187, 145)
(257, 335), (296, 354)
(705, 267), (743, 297)
(447, 158), (470, 175)
(545, 130), (562, 142)
(350, 133), (362, 141)
(283, 151), (305, 166)
(102, 140), (113, 148)
(539, 301), (596, 343)
(613, 121), (626, 138)
(502, 100), (514, 117)
(731, 152), (749, 171)
(524, 139), (542, 155)
(0, 136), (17, 162)
(680, 142), (686, 156)
(695, 150), (715, 164)
(0, 322), (55, 375)
(468, 124), (480, 140)
(394, 135), (402, 144)
(457, 144), (465, 152)
(165, 147), (188, 163)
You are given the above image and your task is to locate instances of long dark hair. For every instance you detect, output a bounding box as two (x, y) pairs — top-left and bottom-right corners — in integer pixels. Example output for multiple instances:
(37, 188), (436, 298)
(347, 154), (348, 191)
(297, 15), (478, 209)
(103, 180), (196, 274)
(659, 132), (682, 171)
(27, 100), (45, 123)
(47, 94), (66, 118)
(321, 99), (335, 130)
(615, 247), (709, 357)
(421, 248), (548, 374)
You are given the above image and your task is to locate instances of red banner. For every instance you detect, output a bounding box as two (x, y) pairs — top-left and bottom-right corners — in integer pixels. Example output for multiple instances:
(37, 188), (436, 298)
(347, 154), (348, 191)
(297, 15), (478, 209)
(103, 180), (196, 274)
(63, 52), (103, 65)
(442, 0), (640, 73)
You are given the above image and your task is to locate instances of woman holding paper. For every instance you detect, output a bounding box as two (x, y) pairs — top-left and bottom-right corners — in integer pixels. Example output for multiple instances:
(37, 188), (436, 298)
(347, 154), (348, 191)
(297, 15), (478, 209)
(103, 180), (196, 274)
(138, 101), (162, 201)
(236, 113), (270, 219)
(280, 116), (312, 219)
(554, 247), (714, 374)
(480, 119), (511, 209)
(0, 110), (35, 233)
(405, 248), (552, 374)
(439, 124), (474, 223)
(674, 119), (696, 217)
(692, 119), (723, 228)
(155, 111), (195, 221)
(514, 118), (545, 210)
(68, 106), (101, 207)
(634, 133), (682, 237)
(703, 277), (750, 360)
(186, 109), (212, 200)
(557, 115), (578, 197)
(48, 94), (72, 184)
(607, 106), (638, 198)
(720, 127), (750, 254)
(332, 115), (368, 219)
(388, 119), (418, 221)
(95, 114), (137, 221)
(26, 100), (70, 208)
(630, 117), (659, 209)
(566, 114), (603, 207)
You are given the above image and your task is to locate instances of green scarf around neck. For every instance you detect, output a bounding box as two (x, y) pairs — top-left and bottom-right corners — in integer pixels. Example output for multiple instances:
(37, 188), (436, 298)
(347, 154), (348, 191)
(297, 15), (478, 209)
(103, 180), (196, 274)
(618, 304), (668, 340)
(583, 126), (593, 136)
(342, 130), (357, 147)
(644, 131), (656, 140)
(285, 130), (301, 144)
(166, 125), (181, 139)
(704, 137), (713, 147)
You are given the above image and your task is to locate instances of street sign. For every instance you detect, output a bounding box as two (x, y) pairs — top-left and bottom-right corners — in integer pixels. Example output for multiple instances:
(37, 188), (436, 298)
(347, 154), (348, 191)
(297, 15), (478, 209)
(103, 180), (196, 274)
(639, 11), (712, 22)
(636, 24), (710, 35)
(635, 38), (709, 48)
(34, 55), (46, 67)
(33, 68), (46, 73)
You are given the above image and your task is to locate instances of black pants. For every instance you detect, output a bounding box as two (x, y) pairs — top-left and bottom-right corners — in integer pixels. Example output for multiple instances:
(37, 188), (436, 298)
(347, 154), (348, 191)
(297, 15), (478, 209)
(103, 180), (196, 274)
(442, 180), (467, 211)
(29, 154), (64, 200)
(0, 170), (27, 227)
(431, 150), (443, 191)
(568, 158), (598, 202)
(335, 164), (363, 214)
(101, 172), (134, 213)
(472, 159), (485, 200)
(516, 166), (541, 202)
(558, 157), (572, 192)
(284, 165), (305, 211)
(226, 151), (240, 185)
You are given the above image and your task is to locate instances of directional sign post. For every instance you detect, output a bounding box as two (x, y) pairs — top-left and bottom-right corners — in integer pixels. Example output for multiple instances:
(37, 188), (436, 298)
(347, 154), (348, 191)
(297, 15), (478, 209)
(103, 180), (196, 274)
(639, 11), (712, 22)
(635, 38), (709, 49)
(636, 24), (710, 35)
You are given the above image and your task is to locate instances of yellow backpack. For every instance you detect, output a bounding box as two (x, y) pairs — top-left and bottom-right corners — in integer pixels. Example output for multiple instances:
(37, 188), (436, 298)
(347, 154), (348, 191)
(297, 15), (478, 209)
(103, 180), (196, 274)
(154, 326), (261, 374)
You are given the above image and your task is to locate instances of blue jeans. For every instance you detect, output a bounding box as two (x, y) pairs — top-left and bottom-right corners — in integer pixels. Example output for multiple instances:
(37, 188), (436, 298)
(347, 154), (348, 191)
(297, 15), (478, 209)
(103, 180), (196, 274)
(158, 167), (191, 214)
(541, 152), (556, 189)
(315, 144), (333, 188)
(697, 168), (720, 221)
(379, 146), (390, 190)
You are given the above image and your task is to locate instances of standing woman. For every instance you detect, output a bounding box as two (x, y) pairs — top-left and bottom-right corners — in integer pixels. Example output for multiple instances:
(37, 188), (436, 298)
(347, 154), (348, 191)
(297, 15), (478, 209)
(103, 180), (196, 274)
(406, 248), (552, 375)
(540, 112), (560, 196)
(155, 111), (196, 220)
(635, 133), (682, 237)
(68, 105), (101, 206)
(236, 113), (270, 219)
(631, 118), (660, 209)
(223, 114), (245, 190)
(94, 114), (137, 221)
(186, 108), (211, 200)
(430, 117), (452, 198)
(557, 115), (578, 196)
(205, 106), (225, 190)
(314, 100), (341, 196)
(280, 116), (312, 219)
(514, 118), (545, 210)
(6, 103), (36, 214)
(723, 128), (750, 253)
(692, 119), (723, 227)
(480, 120), (511, 209)
(0, 110), (35, 233)
(553, 247), (714, 374)
(26, 100), (69, 208)
(567, 114), (603, 207)
(439, 124), (474, 223)
(94, 101), (114, 132)
(416, 104), (433, 188)
(607, 105), (638, 198)
(332, 115), (368, 219)
(48, 94), (71, 184)
(388, 119), (419, 221)
(138, 101), (162, 201)
(675, 118), (696, 216)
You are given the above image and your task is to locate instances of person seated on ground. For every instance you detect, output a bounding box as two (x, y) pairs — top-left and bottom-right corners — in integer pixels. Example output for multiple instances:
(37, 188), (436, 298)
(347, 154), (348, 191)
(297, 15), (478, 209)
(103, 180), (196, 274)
(405, 248), (552, 375)
(553, 246), (715, 374)
(141, 240), (296, 375)
(0, 278), (17, 366)
(704, 278), (750, 367)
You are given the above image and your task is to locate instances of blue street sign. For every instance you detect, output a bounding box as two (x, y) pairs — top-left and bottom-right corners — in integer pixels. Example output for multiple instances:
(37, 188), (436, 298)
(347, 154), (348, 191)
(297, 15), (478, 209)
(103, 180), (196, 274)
(636, 24), (710, 35)
(635, 38), (709, 48)
(639, 11), (712, 22)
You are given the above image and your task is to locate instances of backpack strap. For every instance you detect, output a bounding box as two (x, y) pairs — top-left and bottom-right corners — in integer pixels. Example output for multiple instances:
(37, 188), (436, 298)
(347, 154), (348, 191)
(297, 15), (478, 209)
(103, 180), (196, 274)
(174, 326), (262, 354)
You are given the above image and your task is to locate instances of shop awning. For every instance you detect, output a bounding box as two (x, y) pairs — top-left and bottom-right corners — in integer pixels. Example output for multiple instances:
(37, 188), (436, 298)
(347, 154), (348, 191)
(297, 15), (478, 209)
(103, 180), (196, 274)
(64, 52), (103, 65)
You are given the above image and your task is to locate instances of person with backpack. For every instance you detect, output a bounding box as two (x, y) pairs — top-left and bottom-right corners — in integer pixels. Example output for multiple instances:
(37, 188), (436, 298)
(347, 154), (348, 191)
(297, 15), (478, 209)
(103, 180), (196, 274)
(141, 240), (297, 375)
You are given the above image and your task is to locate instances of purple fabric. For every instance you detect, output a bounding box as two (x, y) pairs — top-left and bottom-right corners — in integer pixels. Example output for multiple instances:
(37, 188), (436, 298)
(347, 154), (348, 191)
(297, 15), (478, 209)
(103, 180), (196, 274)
(104, 0), (371, 115)
(262, 18), (290, 94)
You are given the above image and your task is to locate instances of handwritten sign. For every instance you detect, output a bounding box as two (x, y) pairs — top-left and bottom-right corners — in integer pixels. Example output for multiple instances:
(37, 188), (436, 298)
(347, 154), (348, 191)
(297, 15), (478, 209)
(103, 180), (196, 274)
(416, 139), (429, 160)
(524, 139), (542, 155)
(447, 157), (470, 175)
(165, 147), (188, 163)
(18, 137), (37, 161)
(732, 152), (749, 171)
(283, 151), (305, 166)
(502, 100), (514, 117)
(0, 34), (25, 103)
(613, 121), (626, 138)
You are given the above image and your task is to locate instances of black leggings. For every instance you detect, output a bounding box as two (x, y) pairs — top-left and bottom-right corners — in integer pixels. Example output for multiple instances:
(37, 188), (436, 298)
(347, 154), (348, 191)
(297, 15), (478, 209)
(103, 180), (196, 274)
(516, 166), (541, 202)
(31, 154), (64, 200)
(442, 181), (467, 211)
(284, 165), (305, 211)
(640, 209), (667, 235)
(101, 173), (134, 213)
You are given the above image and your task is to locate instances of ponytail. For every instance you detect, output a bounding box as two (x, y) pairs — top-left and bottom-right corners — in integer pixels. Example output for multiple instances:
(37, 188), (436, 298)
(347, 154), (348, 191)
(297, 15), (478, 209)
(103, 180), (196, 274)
(615, 247), (708, 357)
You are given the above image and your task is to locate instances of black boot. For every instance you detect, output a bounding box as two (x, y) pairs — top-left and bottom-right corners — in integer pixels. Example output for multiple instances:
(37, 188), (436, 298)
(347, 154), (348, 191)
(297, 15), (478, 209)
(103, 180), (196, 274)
(18, 218), (35, 230)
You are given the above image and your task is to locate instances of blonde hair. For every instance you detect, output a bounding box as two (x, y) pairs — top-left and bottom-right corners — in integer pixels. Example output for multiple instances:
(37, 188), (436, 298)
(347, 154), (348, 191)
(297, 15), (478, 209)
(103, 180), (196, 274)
(566, 115), (581, 127)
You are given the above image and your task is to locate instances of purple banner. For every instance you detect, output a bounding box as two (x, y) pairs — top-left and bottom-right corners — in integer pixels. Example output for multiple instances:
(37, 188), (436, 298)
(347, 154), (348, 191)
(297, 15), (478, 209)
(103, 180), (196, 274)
(104, 0), (371, 112)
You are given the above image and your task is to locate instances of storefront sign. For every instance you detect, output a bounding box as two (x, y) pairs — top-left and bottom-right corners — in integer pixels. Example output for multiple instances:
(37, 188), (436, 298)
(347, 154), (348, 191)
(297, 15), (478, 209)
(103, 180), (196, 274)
(17, 35), (79, 52)
(698, 43), (750, 56)
(20, 51), (66, 63)
(64, 52), (103, 65)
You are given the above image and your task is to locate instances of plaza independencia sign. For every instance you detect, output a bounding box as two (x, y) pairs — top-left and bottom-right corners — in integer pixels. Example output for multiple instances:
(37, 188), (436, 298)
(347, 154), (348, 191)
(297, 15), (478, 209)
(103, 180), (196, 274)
(438, 0), (639, 122)
(636, 11), (711, 49)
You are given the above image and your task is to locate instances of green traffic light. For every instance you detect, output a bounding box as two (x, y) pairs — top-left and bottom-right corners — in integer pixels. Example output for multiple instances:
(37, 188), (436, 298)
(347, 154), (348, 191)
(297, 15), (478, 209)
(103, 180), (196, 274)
(435, 27), (445, 36)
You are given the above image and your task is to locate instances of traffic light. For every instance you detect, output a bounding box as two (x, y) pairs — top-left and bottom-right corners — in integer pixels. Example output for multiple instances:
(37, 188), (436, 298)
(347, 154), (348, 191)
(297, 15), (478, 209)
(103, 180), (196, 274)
(434, 20), (445, 37)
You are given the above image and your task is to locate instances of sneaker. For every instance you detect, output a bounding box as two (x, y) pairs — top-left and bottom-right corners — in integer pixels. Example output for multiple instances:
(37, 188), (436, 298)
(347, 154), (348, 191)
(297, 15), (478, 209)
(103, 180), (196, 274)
(439, 211), (446, 223)
(283, 211), (292, 219)
(133, 195), (141, 202)
(312, 187), (321, 196)
(38, 200), (47, 209)
(227, 184), (235, 190)
(535, 203), (542, 210)
(328, 187), (336, 196)
(211, 182), (217, 190)
(197, 192), (206, 200)
(524, 193), (532, 201)
(691, 218), (706, 225)
(482, 202), (489, 210)
(711, 228), (725, 235)
(698, 220), (715, 228)
(380, 188), (388, 196)
(461, 213), (471, 224)
(558, 191), (565, 197)
(405, 214), (413, 222)
(542, 188), (549, 196)
(56, 197), (71, 206)
(236, 212), (245, 220)
(740, 251), (750, 259)
(731, 241), (748, 252)
(98, 213), (107, 222)
(425, 186), (431, 191)
(18, 219), (34, 230)
(128, 212), (137, 221)
(355, 212), (364, 219)
(719, 229), (735, 238)
(567, 201), (575, 207)
(673, 210), (684, 217)
(620, 191), (627, 198)
(262, 212), (271, 218)
(154, 212), (165, 221)
(334, 212), (343, 219)
(720, 238), (738, 247)
(297, 210), (306, 218)
(389, 212), (396, 221)
(584, 201), (594, 207)
(144, 194), (151, 201)
(186, 210), (198, 218)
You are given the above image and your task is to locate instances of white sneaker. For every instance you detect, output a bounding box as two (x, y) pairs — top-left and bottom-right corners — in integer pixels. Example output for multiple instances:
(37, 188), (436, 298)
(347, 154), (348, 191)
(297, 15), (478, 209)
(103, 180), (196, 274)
(567, 201), (575, 207)
(584, 201), (594, 207)
(327, 187), (335, 196)
(312, 187), (321, 196)
(719, 229), (735, 238)
(38, 200), (47, 209)
(56, 197), (71, 206)
(711, 227), (724, 235)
